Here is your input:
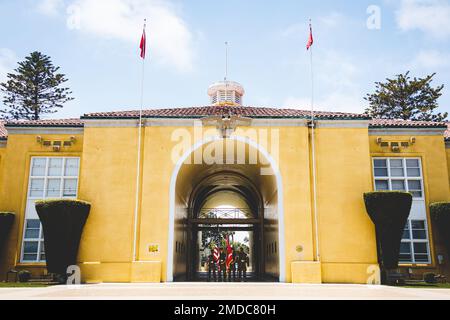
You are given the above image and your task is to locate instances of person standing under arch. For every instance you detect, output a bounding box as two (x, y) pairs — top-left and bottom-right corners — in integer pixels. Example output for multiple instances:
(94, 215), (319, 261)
(237, 247), (249, 281)
(219, 248), (227, 281)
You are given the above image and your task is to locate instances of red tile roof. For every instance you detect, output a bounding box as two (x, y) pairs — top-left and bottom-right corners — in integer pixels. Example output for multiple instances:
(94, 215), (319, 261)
(1, 107), (448, 140)
(5, 118), (84, 127)
(2, 119), (83, 141)
(82, 105), (369, 120)
(0, 121), (7, 140)
(370, 118), (447, 129)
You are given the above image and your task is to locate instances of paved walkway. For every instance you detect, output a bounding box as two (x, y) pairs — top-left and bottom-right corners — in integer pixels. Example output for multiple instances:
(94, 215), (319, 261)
(1, 283), (450, 300)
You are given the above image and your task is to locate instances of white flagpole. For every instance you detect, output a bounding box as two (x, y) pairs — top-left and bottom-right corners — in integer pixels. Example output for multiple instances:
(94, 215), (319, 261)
(133, 19), (147, 263)
(225, 41), (229, 103)
(309, 19), (320, 262)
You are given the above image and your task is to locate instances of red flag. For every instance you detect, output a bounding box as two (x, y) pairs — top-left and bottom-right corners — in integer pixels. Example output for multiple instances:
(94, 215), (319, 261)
(213, 247), (220, 262)
(226, 235), (233, 270)
(306, 22), (314, 50)
(140, 28), (146, 59)
(213, 246), (220, 271)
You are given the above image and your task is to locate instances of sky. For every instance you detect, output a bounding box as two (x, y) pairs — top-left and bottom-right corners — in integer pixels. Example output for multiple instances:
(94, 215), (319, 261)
(0, 0), (450, 119)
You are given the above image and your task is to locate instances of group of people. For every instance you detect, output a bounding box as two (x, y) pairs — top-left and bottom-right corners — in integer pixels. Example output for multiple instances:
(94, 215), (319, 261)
(207, 247), (249, 282)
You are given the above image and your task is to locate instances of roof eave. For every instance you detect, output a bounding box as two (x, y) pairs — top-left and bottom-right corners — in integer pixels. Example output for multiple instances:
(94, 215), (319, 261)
(5, 124), (84, 129)
(369, 125), (448, 129)
(81, 115), (370, 121)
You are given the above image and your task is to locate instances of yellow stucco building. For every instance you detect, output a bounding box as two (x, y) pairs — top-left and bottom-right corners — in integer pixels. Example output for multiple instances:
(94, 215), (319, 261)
(0, 81), (449, 284)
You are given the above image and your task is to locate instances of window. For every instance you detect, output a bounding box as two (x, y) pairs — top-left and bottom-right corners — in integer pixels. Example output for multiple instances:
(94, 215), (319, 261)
(372, 158), (431, 264)
(22, 219), (45, 262)
(400, 220), (431, 264)
(373, 158), (423, 198)
(21, 157), (80, 263)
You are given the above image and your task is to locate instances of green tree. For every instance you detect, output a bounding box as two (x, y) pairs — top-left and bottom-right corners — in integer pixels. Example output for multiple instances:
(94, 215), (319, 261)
(365, 72), (447, 122)
(0, 51), (73, 120)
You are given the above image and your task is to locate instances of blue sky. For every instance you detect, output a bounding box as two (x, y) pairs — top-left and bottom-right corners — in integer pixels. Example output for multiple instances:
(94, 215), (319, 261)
(0, 0), (450, 119)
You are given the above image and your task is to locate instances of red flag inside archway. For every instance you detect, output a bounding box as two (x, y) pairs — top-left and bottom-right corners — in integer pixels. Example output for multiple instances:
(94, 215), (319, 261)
(226, 235), (234, 270)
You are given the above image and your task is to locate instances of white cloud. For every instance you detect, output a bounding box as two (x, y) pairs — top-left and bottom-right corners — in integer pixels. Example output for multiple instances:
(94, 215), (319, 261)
(0, 48), (16, 83)
(319, 12), (345, 28)
(281, 12), (346, 38)
(37, 0), (196, 72)
(396, 0), (450, 38)
(280, 23), (305, 38)
(283, 51), (365, 114)
(37, 0), (64, 16)
(410, 50), (450, 69)
(283, 92), (364, 114)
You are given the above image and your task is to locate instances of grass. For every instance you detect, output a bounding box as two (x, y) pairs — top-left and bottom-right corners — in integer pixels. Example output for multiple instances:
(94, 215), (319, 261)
(403, 282), (450, 289)
(0, 282), (52, 288)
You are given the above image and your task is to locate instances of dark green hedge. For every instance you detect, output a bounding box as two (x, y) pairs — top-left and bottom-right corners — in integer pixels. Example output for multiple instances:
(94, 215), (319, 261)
(364, 192), (412, 270)
(430, 202), (450, 256)
(35, 200), (91, 278)
(0, 212), (15, 250)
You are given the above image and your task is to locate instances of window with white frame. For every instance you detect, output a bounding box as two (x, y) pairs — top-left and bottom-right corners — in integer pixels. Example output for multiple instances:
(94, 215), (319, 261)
(21, 157), (80, 263)
(372, 158), (431, 264)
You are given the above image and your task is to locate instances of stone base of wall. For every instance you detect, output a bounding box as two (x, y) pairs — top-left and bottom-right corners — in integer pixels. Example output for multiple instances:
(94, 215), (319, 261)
(291, 262), (381, 285)
(321, 263), (380, 285)
(80, 261), (162, 284)
(291, 262), (322, 284)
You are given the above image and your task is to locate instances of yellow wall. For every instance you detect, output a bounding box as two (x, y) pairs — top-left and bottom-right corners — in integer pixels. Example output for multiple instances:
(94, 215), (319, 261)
(76, 125), (315, 283)
(0, 134), (83, 280)
(447, 145), (450, 188)
(76, 126), (149, 282)
(315, 127), (379, 283)
(370, 135), (450, 205)
(370, 135), (450, 273)
(123, 125), (377, 283)
(276, 126), (315, 279)
(2, 122), (448, 285)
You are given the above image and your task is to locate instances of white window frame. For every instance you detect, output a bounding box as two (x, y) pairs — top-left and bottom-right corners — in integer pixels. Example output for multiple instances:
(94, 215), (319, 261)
(20, 157), (80, 263)
(400, 219), (431, 264)
(372, 157), (431, 265)
(21, 219), (46, 262)
(373, 158), (424, 199)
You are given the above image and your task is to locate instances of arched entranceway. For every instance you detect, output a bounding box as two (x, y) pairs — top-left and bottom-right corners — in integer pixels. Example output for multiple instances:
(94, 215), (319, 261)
(188, 172), (263, 281)
(167, 136), (285, 282)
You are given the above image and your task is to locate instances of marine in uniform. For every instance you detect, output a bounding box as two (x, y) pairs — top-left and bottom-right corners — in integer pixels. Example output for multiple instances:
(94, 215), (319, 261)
(207, 252), (217, 282)
(219, 248), (227, 281)
(228, 250), (237, 281)
(237, 247), (249, 281)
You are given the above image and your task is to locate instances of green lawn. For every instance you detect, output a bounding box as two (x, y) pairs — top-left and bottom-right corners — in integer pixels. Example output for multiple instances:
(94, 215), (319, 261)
(404, 282), (450, 289)
(0, 282), (52, 288)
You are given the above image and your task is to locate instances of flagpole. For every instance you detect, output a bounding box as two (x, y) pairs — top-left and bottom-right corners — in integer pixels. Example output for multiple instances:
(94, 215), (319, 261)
(225, 41), (229, 103)
(309, 19), (320, 263)
(133, 19), (147, 263)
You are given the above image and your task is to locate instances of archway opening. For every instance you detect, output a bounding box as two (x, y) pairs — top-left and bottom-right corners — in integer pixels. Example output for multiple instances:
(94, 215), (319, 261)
(169, 138), (284, 282)
(193, 189), (259, 281)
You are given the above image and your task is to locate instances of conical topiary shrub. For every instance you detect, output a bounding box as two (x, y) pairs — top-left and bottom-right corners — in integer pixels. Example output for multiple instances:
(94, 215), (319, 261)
(35, 200), (91, 281)
(430, 202), (450, 257)
(364, 192), (412, 273)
